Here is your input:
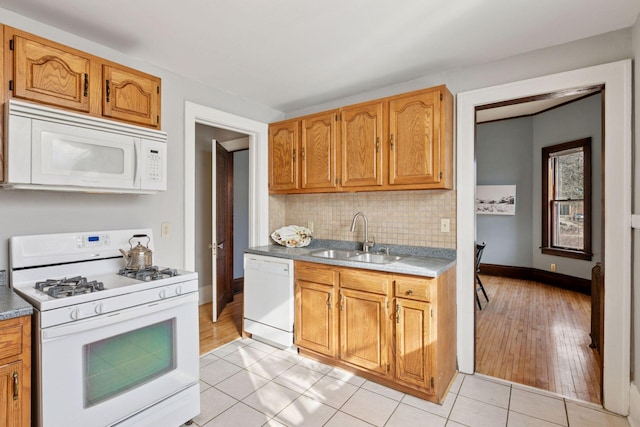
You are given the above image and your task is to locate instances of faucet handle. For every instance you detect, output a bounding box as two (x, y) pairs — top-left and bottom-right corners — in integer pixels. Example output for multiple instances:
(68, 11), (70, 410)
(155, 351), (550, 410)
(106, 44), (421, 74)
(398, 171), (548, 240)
(363, 237), (375, 252)
(373, 246), (389, 255)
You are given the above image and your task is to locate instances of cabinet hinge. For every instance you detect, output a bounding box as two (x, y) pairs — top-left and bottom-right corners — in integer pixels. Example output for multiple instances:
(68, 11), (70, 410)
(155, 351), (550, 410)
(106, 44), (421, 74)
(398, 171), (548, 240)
(157, 85), (160, 94)
(431, 309), (433, 317)
(9, 39), (14, 50)
(387, 364), (390, 372)
(9, 80), (13, 91)
(156, 115), (159, 124)
(439, 172), (443, 179)
(430, 377), (434, 388)
(440, 93), (443, 101)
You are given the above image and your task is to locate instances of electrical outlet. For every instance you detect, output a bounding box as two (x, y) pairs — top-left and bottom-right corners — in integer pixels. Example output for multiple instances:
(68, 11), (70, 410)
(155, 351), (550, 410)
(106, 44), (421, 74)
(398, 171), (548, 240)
(161, 222), (170, 237)
(441, 218), (450, 233)
(551, 263), (557, 272)
(307, 221), (314, 232)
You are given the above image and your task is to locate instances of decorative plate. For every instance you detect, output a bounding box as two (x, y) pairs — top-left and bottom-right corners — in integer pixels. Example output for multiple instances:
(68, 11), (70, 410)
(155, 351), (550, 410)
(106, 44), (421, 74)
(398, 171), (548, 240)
(271, 225), (313, 248)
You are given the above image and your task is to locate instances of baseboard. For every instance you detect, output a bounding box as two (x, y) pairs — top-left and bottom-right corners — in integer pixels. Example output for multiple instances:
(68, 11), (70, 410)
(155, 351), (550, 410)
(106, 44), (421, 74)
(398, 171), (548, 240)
(479, 263), (591, 295)
(629, 383), (640, 426)
(233, 277), (244, 294)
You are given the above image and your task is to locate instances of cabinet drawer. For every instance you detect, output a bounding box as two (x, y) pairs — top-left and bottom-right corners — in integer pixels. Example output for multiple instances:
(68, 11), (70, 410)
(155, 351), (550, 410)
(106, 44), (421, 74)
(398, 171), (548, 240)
(295, 261), (336, 285)
(340, 268), (389, 295)
(394, 276), (433, 301)
(0, 319), (24, 360)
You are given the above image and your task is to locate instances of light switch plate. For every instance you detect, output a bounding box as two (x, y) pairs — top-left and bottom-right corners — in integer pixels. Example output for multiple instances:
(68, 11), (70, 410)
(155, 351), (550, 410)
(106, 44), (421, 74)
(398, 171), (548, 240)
(441, 218), (450, 233)
(161, 222), (170, 237)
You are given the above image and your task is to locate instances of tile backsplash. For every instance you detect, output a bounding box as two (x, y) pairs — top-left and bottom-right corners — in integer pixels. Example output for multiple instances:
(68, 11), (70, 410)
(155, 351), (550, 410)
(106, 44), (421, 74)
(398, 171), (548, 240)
(269, 190), (456, 249)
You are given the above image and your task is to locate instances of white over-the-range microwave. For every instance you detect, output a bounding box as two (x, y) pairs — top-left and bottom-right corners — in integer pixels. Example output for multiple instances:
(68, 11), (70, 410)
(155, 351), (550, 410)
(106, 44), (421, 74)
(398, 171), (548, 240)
(3, 99), (167, 194)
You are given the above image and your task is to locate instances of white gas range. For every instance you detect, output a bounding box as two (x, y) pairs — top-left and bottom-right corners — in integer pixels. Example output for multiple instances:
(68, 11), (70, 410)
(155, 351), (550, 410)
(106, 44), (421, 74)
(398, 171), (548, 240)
(9, 229), (200, 427)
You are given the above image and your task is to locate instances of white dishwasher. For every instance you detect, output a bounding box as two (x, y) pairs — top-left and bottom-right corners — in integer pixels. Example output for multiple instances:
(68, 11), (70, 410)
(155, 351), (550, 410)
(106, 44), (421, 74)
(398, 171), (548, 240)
(243, 253), (295, 348)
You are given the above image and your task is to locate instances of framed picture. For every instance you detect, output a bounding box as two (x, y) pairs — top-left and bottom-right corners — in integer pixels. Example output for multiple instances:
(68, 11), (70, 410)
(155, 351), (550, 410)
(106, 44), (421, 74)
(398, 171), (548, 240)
(476, 185), (516, 215)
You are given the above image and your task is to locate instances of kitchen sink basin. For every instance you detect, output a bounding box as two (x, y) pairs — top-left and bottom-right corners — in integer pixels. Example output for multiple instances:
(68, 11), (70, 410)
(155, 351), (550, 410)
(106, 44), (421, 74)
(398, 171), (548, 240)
(349, 253), (407, 264)
(310, 249), (363, 259)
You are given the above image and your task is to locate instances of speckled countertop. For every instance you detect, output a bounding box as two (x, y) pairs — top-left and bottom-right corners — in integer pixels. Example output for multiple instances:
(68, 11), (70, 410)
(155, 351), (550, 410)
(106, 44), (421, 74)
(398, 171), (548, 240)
(0, 286), (33, 321)
(245, 239), (456, 278)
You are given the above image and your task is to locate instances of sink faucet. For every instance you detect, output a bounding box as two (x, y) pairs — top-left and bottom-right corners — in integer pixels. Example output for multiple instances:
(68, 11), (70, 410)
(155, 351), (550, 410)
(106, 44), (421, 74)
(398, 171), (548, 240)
(350, 212), (375, 252)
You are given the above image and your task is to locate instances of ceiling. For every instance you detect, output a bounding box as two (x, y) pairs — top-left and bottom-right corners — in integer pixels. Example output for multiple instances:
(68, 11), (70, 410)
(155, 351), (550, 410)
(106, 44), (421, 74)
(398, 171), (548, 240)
(0, 0), (638, 115)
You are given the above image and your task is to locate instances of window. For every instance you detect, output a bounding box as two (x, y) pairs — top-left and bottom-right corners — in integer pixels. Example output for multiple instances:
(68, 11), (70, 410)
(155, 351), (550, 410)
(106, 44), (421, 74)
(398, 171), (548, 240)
(541, 138), (592, 260)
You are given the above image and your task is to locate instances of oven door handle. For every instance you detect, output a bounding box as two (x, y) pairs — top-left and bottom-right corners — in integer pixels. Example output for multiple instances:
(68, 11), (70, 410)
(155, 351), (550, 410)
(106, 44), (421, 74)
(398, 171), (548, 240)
(42, 293), (197, 340)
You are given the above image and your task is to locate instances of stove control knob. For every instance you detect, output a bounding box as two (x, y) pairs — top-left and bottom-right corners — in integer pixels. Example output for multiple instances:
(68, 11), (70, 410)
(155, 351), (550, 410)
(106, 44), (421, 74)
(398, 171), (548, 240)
(95, 303), (104, 314)
(175, 286), (183, 296)
(159, 289), (167, 299)
(70, 308), (80, 320)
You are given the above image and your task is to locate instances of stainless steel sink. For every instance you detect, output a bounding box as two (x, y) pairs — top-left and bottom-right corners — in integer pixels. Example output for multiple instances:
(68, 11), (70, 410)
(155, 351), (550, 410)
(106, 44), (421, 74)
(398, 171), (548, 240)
(310, 249), (364, 260)
(349, 253), (407, 264)
(310, 249), (406, 264)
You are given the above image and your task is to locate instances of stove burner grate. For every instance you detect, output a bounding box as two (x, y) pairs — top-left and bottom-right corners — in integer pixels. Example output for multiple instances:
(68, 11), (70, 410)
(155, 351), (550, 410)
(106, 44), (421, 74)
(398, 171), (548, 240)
(35, 276), (105, 298)
(118, 266), (179, 281)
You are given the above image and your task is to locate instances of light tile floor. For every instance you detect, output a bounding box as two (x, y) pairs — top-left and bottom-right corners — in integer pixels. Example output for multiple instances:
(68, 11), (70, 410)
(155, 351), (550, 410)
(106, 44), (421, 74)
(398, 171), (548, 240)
(187, 338), (629, 427)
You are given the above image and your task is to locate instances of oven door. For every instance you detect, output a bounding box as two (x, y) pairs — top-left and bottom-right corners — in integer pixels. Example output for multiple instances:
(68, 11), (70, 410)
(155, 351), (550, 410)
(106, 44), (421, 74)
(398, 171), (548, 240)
(37, 293), (199, 427)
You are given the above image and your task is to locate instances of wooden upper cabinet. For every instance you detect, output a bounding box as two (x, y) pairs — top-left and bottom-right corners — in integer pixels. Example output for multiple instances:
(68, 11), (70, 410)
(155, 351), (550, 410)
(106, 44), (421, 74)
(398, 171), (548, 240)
(388, 89), (441, 186)
(341, 101), (384, 188)
(269, 119), (299, 192)
(267, 85), (452, 194)
(301, 111), (337, 190)
(4, 26), (162, 129)
(103, 64), (160, 127)
(11, 33), (91, 113)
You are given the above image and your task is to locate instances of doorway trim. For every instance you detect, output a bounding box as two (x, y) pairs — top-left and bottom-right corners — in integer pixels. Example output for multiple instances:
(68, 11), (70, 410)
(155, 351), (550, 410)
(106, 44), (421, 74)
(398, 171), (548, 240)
(184, 101), (270, 277)
(456, 60), (632, 415)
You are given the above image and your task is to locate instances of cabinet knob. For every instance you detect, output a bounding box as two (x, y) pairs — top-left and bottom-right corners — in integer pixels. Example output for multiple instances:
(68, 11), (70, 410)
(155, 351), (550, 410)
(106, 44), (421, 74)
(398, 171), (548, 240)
(406, 289), (414, 295)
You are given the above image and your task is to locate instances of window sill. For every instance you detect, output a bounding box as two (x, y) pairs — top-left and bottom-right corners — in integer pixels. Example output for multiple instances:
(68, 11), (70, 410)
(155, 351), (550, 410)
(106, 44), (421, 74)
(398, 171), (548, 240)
(540, 247), (593, 261)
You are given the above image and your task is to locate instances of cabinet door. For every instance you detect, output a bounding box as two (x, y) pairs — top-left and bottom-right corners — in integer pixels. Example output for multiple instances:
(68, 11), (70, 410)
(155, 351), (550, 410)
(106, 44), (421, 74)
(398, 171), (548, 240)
(388, 89), (441, 186)
(12, 34), (91, 112)
(103, 64), (161, 128)
(301, 111), (337, 190)
(295, 280), (337, 357)
(341, 102), (383, 188)
(395, 298), (432, 392)
(0, 360), (23, 427)
(269, 120), (299, 192)
(339, 288), (389, 375)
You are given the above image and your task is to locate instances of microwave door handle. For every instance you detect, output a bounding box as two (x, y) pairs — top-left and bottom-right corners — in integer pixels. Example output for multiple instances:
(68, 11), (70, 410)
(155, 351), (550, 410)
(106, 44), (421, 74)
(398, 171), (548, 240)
(134, 139), (140, 186)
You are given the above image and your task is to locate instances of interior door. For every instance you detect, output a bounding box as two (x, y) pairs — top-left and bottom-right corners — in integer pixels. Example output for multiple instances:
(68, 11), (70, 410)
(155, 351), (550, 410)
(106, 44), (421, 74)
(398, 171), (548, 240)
(213, 142), (234, 321)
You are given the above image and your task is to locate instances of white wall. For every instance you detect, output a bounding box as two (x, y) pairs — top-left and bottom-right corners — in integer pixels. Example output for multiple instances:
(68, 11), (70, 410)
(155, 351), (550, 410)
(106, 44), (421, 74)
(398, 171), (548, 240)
(286, 30), (631, 118)
(0, 8), (283, 275)
(631, 11), (640, 407)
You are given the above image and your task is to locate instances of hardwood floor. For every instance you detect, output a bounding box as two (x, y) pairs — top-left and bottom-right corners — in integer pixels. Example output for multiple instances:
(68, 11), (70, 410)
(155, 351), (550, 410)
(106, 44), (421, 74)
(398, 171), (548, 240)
(199, 293), (244, 355)
(475, 274), (601, 404)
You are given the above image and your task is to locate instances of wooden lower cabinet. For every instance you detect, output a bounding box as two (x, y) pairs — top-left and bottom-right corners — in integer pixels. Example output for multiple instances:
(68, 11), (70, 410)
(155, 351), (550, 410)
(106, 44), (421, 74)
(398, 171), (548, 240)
(339, 288), (389, 376)
(294, 261), (456, 404)
(294, 262), (337, 357)
(0, 316), (31, 427)
(395, 298), (432, 391)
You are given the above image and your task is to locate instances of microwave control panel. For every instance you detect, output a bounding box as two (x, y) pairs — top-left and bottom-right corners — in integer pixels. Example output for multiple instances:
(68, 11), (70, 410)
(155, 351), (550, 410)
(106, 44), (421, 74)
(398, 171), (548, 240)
(146, 149), (162, 182)
(140, 139), (167, 191)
